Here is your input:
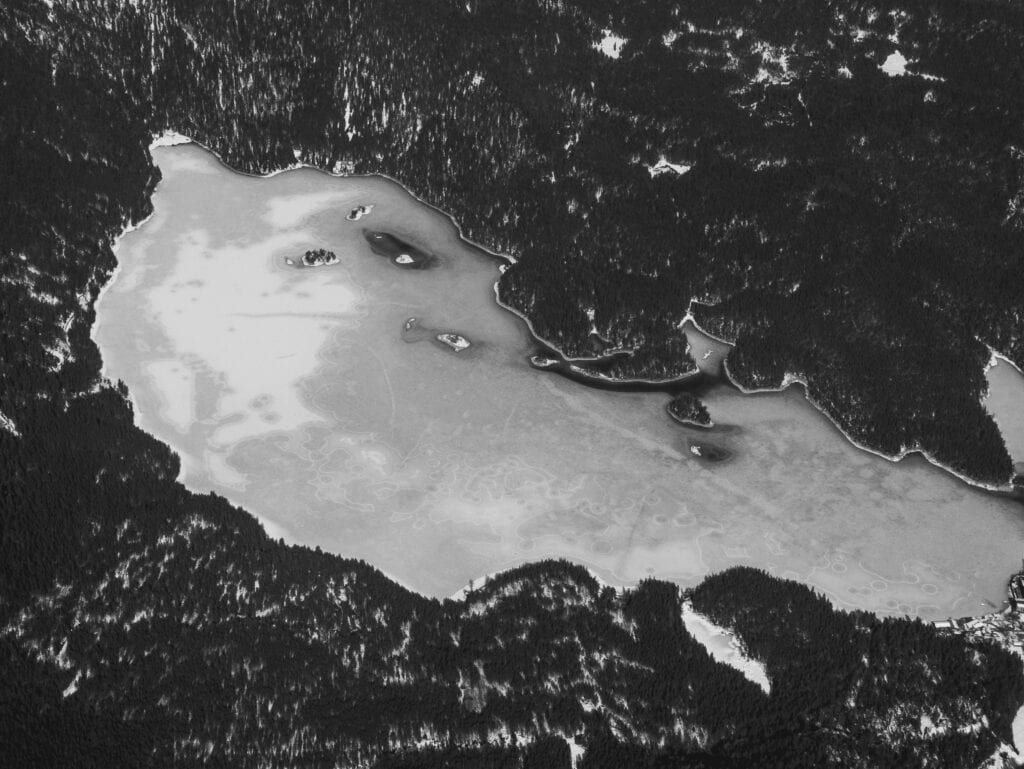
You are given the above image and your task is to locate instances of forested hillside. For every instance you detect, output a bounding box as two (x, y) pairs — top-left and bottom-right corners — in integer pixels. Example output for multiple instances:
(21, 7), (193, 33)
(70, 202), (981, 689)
(3, 0), (1024, 765)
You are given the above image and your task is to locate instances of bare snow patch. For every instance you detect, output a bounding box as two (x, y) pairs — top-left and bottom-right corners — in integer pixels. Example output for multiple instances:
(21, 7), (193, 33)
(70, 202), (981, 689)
(645, 156), (691, 178)
(62, 670), (82, 698)
(880, 51), (946, 82)
(150, 131), (193, 149)
(984, 351), (1024, 464)
(881, 51), (909, 76)
(595, 30), (628, 59)
(1012, 704), (1024, 763)
(919, 713), (939, 737)
(682, 601), (770, 693)
(567, 736), (585, 767)
(0, 411), (20, 437)
(44, 340), (71, 371)
(143, 360), (195, 433)
(969, 700), (1024, 767)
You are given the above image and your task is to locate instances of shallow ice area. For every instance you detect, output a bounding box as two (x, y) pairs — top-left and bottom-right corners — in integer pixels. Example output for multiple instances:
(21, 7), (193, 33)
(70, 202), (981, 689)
(681, 602), (770, 693)
(93, 144), (1024, 620)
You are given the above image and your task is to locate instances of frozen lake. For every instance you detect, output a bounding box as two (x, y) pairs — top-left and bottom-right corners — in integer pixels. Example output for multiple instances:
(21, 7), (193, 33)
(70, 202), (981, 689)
(94, 143), (1024, 619)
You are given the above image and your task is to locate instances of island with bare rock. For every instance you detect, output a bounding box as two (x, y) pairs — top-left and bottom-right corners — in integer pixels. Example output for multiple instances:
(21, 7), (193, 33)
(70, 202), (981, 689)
(300, 248), (338, 267)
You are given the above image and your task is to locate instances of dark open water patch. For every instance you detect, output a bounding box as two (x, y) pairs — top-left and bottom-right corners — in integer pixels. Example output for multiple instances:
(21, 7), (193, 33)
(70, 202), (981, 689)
(364, 229), (439, 269)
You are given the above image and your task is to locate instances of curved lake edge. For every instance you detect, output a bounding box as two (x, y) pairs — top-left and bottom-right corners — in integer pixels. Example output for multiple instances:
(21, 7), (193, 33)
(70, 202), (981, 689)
(684, 304), (1024, 497)
(91, 252), (294, 543)
(153, 133), (709, 390)
(722, 359), (1023, 500)
(93, 134), (1024, 621)
(143, 131), (1024, 499)
(987, 349), (1024, 378)
(680, 299), (1024, 497)
(405, 559), (1021, 634)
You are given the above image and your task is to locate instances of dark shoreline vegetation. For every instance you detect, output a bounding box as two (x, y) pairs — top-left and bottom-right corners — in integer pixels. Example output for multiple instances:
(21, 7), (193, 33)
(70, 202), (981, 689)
(527, 335), (709, 393)
(3, 0), (1024, 766)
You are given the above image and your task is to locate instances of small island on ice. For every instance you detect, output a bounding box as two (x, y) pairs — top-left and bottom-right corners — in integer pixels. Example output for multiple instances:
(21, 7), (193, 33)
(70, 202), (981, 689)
(667, 392), (713, 428)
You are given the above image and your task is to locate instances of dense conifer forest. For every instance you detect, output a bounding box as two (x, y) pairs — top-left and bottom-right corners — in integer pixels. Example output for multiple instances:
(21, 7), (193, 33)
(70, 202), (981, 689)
(3, 0), (1024, 765)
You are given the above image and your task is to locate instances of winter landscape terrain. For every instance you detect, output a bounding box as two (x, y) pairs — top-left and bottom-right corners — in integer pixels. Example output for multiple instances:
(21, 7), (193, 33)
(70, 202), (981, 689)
(5, 0), (1024, 766)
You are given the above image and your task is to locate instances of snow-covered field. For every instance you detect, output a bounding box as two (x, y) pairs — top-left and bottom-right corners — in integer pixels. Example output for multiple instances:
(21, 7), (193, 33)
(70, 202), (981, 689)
(94, 143), (1024, 618)
(681, 602), (770, 693)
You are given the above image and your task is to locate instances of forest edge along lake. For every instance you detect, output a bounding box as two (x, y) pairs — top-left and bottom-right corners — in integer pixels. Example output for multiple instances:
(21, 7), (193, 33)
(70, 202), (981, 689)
(93, 138), (1024, 621)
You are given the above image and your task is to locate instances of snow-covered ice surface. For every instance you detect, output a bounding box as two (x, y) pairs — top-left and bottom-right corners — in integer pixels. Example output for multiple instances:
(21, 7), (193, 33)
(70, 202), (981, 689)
(567, 737), (584, 767)
(93, 143), (1024, 618)
(681, 602), (770, 693)
(984, 353), (1024, 472)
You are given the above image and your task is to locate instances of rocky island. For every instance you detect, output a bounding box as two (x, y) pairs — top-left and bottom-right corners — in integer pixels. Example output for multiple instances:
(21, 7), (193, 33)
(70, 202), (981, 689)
(346, 204), (373, 221)
(667, 392), (713, 428)
(436, 333), (471, 352)
(293, 248), (339, 267)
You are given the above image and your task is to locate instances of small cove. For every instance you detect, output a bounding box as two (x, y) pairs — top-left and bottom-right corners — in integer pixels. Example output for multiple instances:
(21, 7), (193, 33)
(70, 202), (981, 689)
(94, 143), (1024, 620)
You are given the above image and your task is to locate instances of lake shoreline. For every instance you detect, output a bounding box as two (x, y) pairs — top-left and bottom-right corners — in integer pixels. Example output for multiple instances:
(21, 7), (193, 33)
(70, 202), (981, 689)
(96, 136), (1024, 623)
(142, 131), (1023, 501)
